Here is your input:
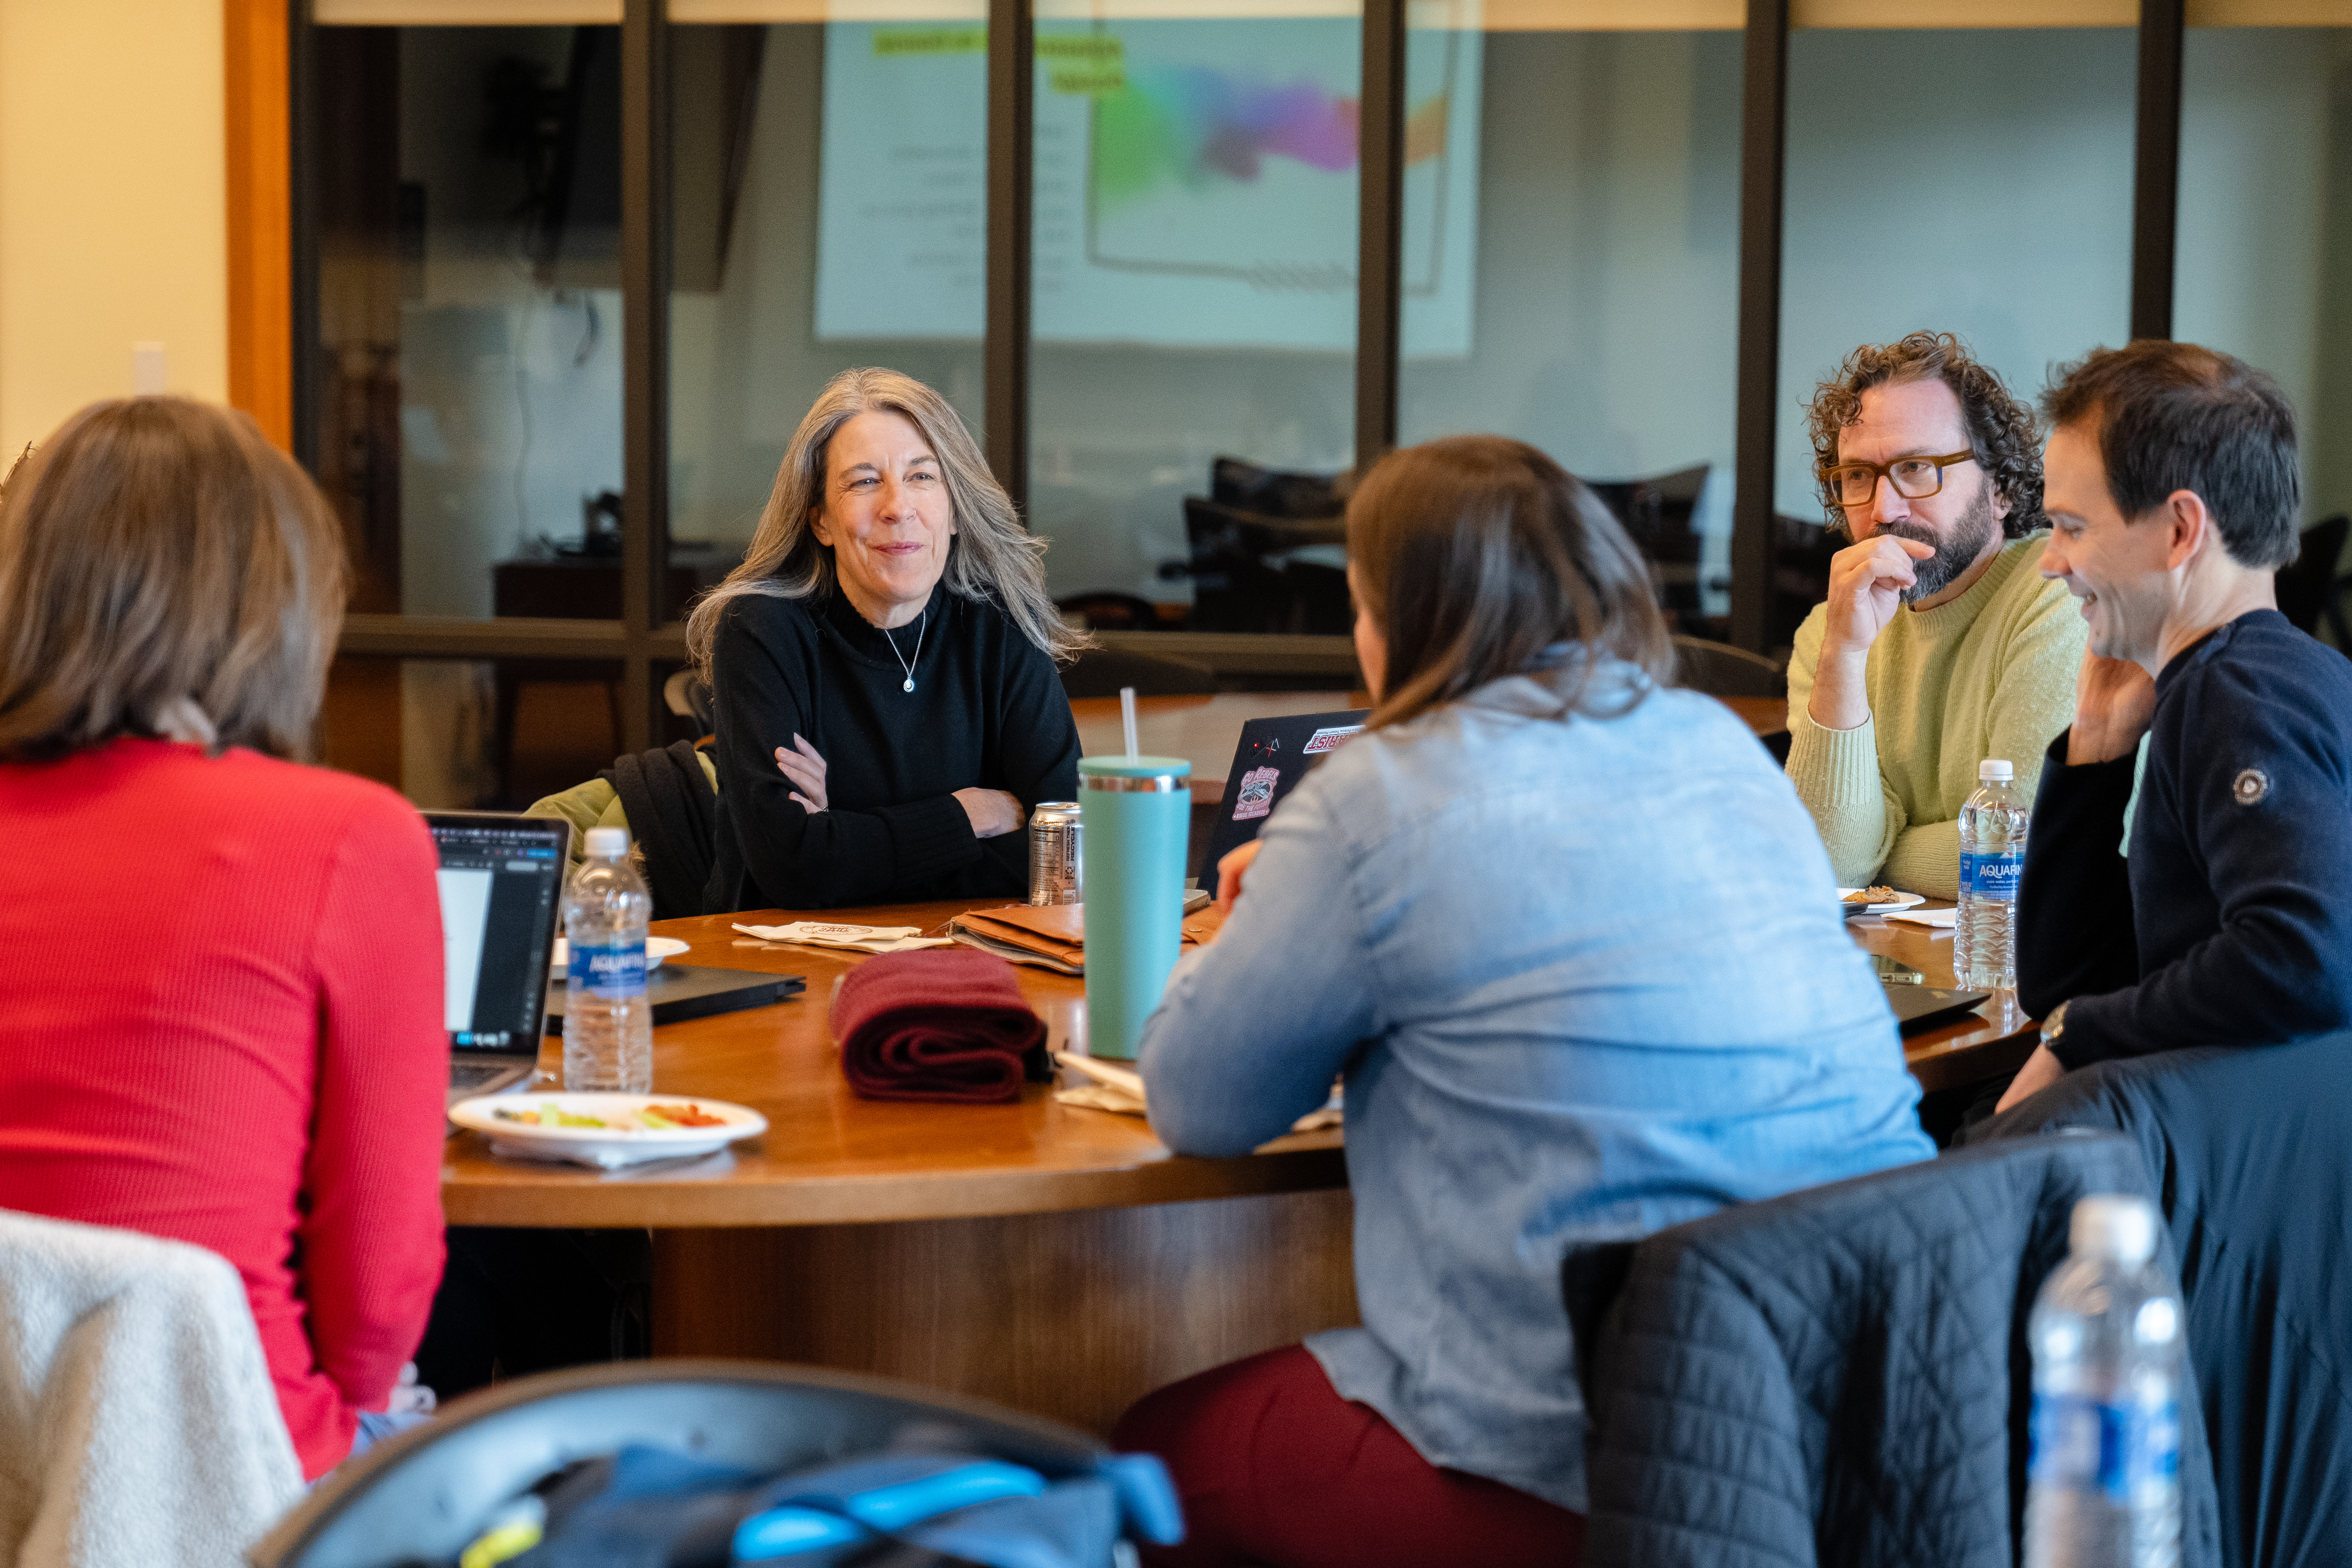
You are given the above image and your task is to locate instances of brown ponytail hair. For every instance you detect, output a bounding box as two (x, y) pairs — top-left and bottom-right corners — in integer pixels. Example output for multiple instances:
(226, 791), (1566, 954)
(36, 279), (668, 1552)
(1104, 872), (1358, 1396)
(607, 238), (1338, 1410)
(1347, 435), (1673, 731)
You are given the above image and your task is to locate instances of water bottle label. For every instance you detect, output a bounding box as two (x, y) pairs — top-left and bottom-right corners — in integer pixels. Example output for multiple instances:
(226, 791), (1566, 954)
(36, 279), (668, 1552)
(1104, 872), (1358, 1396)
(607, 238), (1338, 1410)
(2029, 1393), (2179, 1499)
(569, 940), (647, 1000)
(1960, 849), (2024, 902)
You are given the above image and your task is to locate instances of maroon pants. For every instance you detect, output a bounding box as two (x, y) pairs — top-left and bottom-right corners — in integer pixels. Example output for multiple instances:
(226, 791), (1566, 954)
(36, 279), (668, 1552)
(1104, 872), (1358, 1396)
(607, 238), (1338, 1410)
(1110, 1346), (1586, 1568)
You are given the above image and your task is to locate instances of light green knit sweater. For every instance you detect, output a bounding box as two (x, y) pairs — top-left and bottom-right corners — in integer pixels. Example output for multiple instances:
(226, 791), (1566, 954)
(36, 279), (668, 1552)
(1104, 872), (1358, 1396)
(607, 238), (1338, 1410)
(1784, 532), (2086, 898)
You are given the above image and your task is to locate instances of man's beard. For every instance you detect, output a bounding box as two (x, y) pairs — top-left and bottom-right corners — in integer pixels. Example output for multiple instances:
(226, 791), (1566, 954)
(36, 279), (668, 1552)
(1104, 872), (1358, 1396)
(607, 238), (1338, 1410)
(1876, 482), (1999, 603)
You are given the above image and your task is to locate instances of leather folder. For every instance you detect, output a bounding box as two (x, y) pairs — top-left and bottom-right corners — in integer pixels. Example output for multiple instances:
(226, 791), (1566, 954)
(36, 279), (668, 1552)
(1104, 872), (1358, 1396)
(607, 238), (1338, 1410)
(946, 903), (1223, 976)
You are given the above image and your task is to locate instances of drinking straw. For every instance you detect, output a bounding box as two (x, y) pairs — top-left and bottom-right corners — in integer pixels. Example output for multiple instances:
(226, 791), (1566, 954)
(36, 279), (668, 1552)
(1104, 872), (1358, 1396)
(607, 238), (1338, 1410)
(1120, 686), (1140, 759)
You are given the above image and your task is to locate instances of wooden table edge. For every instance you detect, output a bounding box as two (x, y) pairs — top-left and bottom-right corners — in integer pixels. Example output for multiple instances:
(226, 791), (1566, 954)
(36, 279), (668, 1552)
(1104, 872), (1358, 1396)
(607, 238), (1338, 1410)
(1902, 1019), (2039, 1094)
(441, 1134), (1348, 1229)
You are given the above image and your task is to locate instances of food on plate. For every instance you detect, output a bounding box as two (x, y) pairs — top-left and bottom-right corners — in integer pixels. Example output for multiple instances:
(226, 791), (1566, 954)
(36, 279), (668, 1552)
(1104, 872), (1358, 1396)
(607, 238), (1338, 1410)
(494, 1106), (608, 1129)
(1842, 885), (1899, 906)
(638, 1102), (729, 1129)
(488, 1101), (732, 1132)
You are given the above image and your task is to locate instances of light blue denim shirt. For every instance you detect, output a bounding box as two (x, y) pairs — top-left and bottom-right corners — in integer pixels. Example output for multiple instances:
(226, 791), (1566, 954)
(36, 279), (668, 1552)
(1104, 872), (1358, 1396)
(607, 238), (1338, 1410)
(1138, 662), (1934, 1513)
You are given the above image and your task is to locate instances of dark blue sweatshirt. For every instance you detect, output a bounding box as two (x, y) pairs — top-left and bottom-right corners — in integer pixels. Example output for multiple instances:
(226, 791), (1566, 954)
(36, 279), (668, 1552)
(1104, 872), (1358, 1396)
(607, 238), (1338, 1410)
(2019, 609), (2352, 1067)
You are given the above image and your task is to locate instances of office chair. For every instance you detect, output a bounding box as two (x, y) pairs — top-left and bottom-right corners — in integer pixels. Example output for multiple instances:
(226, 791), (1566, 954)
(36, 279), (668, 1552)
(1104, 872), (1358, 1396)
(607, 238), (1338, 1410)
(253, 1361), (1129, 1568)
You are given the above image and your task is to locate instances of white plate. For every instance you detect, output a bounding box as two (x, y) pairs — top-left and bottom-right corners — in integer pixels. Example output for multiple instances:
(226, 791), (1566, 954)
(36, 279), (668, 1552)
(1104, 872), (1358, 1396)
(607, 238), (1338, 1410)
(551, 936), (691, 971)
(449, 1092), (766, 1169)
(1839, 888), (1928, 914)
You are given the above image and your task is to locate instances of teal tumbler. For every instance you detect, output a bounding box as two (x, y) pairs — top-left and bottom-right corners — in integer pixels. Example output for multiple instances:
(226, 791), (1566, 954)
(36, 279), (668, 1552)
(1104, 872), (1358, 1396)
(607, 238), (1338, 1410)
(1079, 755), (1193, 1061)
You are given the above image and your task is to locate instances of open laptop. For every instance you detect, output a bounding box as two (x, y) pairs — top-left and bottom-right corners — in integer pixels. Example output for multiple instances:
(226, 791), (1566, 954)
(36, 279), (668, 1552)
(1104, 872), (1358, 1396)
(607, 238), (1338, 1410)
(1865, 940), (1991, 1031)
(1195, 708), (1371, 882)
(1884, 983), (1991, 1032)
(426, 811), (571, 1106)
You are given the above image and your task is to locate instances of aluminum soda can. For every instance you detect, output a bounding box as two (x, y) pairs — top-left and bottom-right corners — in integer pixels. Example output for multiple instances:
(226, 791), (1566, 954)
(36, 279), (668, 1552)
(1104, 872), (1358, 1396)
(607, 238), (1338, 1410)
(1028, 801), (1083, 905)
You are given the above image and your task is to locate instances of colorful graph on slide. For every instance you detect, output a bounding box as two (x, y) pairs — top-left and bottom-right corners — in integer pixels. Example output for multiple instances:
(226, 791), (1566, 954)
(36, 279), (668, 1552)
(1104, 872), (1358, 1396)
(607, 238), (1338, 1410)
(813, 19), (1478, 353)
(1086, 65), (1450, 211)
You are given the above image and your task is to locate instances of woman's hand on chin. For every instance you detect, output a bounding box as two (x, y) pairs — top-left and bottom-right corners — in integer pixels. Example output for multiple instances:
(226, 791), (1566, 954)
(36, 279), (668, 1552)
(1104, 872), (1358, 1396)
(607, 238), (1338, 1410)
(774, 734), (829, 813)
(955, 788), (1027, 839)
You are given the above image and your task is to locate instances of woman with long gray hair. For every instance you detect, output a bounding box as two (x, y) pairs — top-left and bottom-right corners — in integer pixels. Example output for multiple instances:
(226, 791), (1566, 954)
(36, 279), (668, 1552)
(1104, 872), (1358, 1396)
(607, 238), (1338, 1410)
(687, 367), (1085, 911)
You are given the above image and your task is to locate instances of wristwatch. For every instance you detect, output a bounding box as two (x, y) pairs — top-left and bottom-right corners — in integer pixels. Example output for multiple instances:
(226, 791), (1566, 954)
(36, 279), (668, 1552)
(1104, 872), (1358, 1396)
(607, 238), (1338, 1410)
(2039, 999), (2071, 1052)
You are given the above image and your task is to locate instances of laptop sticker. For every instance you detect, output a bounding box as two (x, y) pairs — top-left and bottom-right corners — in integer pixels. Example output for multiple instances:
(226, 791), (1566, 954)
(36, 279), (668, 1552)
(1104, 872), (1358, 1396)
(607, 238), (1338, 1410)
(1303, 725), (1362, 755)
(1233, 766), (1281, 820)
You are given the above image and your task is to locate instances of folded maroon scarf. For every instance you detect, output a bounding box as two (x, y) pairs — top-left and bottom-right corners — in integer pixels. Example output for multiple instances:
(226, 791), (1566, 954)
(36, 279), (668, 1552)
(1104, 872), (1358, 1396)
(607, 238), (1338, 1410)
(832, 947), (1049, 1104)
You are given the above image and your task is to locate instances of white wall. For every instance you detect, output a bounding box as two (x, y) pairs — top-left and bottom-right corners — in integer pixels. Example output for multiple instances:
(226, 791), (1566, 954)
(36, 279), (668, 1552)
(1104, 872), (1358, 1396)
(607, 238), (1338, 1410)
(0, 0), (229, 461)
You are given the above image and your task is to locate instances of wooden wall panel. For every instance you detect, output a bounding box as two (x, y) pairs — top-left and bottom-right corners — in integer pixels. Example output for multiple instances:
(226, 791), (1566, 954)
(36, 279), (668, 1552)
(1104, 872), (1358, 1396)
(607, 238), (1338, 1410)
(651, 1189), (1360, 1436)
(319, 657), (404, 787)
(226, 0), (293, 449)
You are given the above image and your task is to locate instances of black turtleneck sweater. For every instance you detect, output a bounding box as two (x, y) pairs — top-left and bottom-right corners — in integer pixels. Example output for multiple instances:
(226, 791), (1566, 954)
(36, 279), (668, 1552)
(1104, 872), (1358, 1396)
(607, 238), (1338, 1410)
(702, 584), (1080, 912)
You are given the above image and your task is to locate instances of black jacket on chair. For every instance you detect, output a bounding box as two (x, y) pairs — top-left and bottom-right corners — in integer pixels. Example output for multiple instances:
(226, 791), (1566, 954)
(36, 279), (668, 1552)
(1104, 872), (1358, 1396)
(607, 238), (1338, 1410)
(604, 741), (716, 922)
(1967, 1034), (2352, 1568)
(1576, 1134), (2221, 1568)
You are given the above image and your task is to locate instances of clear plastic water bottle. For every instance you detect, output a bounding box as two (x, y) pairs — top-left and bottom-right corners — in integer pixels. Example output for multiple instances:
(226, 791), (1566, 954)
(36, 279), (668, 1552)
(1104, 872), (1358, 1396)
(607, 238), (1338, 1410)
(1957, 757), (2029, 991)
(562, 826), (653, 1093)
(2024, 1194), (2185, 1568)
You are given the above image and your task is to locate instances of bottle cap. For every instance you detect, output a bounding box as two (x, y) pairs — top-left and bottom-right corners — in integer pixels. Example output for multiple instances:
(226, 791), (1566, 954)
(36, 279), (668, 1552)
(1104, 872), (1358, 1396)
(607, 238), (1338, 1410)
(2071, 1194), (2158, 1265)
(1978, 758), (2015, 782)
(584, 826), (630, 859)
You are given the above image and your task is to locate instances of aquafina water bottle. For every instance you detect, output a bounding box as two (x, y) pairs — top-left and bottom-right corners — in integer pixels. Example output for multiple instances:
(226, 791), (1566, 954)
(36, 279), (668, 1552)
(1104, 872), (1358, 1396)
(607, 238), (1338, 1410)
(562, 826), (653, 1093)
(1957, 758), (2029, 991)
(2024, 1194), (2185, 1568)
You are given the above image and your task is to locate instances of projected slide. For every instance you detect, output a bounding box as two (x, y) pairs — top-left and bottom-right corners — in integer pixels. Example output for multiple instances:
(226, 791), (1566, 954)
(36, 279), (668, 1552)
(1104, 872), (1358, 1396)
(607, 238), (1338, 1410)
(437, 867), (492, 1033)
(813, 21), (1479, 354)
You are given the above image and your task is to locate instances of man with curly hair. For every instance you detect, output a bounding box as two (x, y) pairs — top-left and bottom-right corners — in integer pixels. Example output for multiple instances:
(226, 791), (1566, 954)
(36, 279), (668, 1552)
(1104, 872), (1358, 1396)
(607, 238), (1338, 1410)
(1785, 332), (2087, 898)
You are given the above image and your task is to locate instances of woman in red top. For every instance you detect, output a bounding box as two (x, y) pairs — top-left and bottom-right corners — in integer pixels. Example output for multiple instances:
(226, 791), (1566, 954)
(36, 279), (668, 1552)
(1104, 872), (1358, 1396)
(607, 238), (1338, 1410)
(0, 399), (447, 1480)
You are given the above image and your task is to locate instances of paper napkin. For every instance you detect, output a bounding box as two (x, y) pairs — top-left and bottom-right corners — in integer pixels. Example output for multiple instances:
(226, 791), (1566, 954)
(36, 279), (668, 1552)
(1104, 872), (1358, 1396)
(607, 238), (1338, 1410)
(731, 921), (956, 954)
(1053, 1052), (1342, 1134)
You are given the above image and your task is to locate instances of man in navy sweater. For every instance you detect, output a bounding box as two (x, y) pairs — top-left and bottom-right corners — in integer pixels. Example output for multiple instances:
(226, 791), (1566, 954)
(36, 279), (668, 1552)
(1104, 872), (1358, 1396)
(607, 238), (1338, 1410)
(1998, 340), (2352, 1111)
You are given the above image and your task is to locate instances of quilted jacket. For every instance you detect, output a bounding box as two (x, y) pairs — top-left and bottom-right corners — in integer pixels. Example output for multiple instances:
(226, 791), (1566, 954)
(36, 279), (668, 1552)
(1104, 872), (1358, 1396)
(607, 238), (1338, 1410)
(1578, 1132), (2222, 1567)
(1970, 1032), (2352, 1568)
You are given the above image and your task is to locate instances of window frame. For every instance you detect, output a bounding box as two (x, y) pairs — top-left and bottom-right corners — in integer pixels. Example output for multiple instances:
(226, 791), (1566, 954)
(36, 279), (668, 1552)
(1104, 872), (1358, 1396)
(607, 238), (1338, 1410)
(268, 0), (2192, 749)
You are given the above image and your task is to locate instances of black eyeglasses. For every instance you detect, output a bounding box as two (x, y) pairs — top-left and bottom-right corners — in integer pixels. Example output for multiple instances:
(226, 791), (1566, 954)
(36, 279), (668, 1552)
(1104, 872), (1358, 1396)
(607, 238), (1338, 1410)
(1818, 450), (1976, 510)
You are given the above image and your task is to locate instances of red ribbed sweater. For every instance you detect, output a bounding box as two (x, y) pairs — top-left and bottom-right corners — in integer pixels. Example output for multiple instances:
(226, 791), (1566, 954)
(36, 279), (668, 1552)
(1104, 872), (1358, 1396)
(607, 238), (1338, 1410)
(0, 738), (449, 1479)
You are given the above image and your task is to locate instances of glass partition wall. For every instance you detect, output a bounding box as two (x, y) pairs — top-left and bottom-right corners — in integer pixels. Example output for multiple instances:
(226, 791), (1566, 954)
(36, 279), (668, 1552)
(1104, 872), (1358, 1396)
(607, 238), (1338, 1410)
(1398, 13), (1741, 637)
(314, 22), (627, 619)
(311, 17), (631, 804)
(1773, 24), (2136, 649)
(2174, 25), (2352, 564)
(666, 13), (988, 621)
(1027, 0), (1363, 630)
(297, 1), (2328, 802)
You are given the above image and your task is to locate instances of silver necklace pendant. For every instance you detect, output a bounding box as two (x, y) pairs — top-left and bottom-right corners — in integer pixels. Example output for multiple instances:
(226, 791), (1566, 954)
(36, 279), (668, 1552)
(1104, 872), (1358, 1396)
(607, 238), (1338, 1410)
(882, 610), (926, 695)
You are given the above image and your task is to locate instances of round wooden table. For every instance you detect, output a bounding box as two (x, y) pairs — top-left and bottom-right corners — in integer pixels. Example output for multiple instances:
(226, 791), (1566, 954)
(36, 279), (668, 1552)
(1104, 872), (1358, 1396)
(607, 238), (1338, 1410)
(1844, 902), (2040, 1093)
(445, 901), (1355, 1435)
(444, 887), (2026, 1434)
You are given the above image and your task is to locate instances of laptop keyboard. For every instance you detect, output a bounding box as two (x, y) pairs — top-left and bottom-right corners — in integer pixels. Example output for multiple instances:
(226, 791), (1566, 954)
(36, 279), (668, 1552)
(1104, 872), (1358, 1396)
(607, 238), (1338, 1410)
(450, 1061), (513, 1092)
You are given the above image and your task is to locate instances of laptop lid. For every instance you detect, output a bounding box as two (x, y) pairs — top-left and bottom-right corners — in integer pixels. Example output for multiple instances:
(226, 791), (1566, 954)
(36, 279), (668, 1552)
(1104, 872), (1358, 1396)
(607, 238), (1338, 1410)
(425, 811), (571, 1061)
(1195, 709), (1371, 881)
(1883, 983), (1990, 1032)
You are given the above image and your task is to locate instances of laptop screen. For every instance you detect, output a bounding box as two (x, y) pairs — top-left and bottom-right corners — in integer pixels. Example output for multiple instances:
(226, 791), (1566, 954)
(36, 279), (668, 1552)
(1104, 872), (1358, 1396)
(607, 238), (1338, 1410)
(425, 812), (571, 1055)
(1195, 710), (1371, 880)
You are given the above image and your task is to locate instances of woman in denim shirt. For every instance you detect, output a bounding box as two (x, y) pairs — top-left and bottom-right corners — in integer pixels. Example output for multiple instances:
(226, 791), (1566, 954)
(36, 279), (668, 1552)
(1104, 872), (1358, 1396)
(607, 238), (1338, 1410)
(1115, 437), (1933, 1568)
